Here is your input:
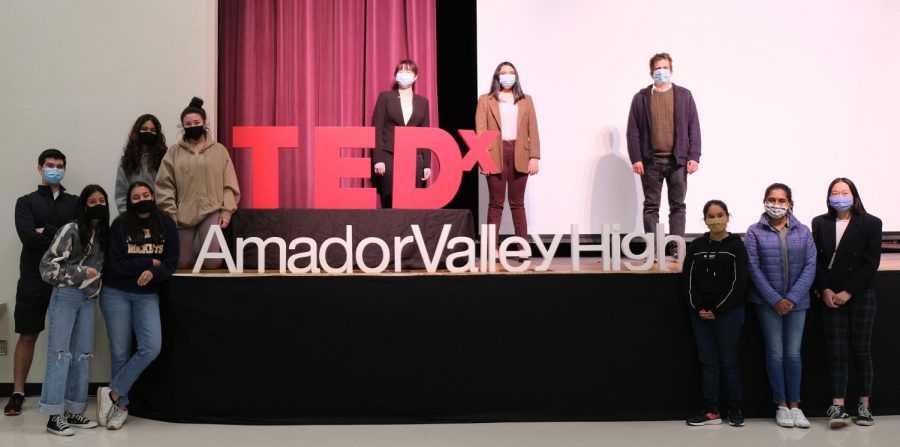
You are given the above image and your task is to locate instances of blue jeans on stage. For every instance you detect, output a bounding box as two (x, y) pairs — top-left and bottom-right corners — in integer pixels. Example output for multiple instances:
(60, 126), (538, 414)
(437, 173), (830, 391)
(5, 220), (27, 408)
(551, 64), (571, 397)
(690, 306), (745, 411)
(99, 286), (162, 408)
(39, 286), (96, 416)
(755, 303), (806, 404)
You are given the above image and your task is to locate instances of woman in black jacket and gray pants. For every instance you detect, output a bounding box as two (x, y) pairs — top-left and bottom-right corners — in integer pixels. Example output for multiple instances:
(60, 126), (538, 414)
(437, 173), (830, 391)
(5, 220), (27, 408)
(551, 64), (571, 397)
(812, 177), (882, 428)
(681, 200), (749, 427)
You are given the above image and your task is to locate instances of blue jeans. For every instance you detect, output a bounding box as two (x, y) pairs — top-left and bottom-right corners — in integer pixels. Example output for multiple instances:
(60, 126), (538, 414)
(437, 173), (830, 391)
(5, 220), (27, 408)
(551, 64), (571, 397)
(690, 306), (745, 411)
(99, 286), (162, 408)
(755, 303), (806, 404)
(39, 286), (96, 416)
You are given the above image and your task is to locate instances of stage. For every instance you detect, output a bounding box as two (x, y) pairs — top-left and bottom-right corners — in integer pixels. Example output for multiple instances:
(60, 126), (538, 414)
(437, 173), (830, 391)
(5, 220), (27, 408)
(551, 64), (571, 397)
(125, 254), (900, 425)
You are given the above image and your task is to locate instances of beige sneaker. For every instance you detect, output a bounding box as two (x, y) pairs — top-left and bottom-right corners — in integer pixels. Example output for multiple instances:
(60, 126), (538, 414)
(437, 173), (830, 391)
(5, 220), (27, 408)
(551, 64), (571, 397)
(106, 405), (128, 430)
(790, 407), (810, 429)
(96, 386), (113, 427)
(776, 406), (794, 427)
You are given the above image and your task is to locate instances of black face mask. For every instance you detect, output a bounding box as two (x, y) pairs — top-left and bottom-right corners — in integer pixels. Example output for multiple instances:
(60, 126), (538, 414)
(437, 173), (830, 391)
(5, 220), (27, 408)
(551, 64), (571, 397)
(132, 199), (154, 215)
(184, 126), (205, 141)
(137, 131), (158, 146)
(86, 204), (108, 220)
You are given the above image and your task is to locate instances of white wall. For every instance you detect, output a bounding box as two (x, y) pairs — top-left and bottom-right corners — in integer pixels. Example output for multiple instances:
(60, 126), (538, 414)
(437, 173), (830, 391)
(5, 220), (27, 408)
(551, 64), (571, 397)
(0, 0), (218, 384)
(477, 0), (900, 236)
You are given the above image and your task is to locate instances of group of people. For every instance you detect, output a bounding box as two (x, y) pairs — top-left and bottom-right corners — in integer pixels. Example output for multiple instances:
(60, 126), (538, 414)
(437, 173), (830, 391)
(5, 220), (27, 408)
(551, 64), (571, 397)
(3, 53), (885, 434)
(5, 97), (240, 436)
(375, 53), (697, 258)
(373, 59), (541, 257)
(682, 180), (882, 429)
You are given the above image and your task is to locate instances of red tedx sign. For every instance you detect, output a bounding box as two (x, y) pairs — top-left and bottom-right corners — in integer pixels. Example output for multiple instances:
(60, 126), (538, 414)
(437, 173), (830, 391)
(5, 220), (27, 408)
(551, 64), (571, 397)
(233, 127), (498, 209)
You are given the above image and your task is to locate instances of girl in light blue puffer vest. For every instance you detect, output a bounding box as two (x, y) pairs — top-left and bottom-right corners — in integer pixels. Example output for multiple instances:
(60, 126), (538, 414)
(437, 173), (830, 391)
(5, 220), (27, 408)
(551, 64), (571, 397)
(744, 183), (816, 429)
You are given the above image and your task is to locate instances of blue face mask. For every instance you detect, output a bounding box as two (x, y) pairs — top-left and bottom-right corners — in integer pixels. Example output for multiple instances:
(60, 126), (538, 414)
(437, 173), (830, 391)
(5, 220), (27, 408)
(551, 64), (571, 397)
(652, 68), (671, 84)
(829, 195), (854, 212)
(395, 72), (416, 88)
(43, 167), (65, 185)
(498, 74), (516, 88)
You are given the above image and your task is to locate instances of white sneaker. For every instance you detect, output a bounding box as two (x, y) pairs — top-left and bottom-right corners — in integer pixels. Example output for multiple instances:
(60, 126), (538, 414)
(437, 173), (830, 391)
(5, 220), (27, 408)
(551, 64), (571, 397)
(791, 407), (810, 428)
(107, 406), (128, 430)
(776, 406), (795, 427)
(97, 386), (113, 427)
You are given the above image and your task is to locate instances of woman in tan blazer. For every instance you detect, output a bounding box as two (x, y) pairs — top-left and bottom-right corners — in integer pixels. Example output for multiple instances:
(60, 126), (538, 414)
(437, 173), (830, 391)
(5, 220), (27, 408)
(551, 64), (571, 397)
(475, 61), (540, 257)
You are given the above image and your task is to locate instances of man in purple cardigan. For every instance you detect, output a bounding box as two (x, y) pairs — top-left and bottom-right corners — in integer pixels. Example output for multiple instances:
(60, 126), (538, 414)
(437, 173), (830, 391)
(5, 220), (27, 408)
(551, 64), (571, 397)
(626, 52), (701, 253)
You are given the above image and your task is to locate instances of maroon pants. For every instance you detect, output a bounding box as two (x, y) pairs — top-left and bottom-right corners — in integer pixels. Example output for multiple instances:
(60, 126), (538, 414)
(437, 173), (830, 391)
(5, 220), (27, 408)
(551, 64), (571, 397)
(487, 140), (529, 247)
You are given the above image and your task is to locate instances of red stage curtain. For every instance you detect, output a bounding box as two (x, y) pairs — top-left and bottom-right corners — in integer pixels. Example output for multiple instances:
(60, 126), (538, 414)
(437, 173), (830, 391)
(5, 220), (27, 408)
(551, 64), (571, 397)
(219, 0), (438, 208)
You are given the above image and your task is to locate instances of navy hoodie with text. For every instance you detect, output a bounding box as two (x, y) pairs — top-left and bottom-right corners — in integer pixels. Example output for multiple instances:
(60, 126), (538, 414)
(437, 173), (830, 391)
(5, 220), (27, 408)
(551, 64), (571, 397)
(104, 214), (179, 294)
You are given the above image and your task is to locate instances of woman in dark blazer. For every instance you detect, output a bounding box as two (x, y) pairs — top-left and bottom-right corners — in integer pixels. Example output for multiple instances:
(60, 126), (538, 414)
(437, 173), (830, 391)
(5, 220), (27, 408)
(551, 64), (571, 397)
(812, 177), (882, 428)
(372, 59), (431, 208)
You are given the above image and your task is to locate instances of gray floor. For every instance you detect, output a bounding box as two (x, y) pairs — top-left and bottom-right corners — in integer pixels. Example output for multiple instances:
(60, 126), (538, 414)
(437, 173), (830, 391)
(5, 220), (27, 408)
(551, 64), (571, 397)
(2, 399), (898, 447)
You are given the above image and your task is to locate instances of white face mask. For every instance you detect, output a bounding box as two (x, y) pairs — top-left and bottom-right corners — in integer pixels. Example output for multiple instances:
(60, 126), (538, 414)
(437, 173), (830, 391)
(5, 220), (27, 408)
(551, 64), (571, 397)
(395, 72), (416, 88)
(765, 204), (789, 219)
(498, 74), (516, 88)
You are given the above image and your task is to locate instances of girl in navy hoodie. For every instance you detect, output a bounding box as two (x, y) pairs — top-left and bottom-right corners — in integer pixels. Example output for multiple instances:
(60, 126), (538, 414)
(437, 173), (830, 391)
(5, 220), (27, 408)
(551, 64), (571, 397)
(97, 181), (178, 430)
(682, 200), (749, 427)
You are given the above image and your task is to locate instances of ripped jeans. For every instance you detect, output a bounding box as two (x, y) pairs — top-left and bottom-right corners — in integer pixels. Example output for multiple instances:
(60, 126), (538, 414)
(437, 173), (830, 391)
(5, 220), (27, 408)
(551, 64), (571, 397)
(39, 286), (96, 416)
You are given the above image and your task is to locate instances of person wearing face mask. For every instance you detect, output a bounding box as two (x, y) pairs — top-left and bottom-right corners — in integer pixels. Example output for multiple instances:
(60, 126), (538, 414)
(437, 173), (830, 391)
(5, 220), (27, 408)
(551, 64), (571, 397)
(475, 61), (541, 259)
(114, 114), (168, 214)
(744, 183), (816, 429)
(155, 97), (240, 270)
(811, 178), (882, 428)
(626, 52), (701, 257)
(96, 181), (178, 430)
(372, 59), (432, 208)
(681, 200), (749, 427)
(37, 184), (110, 436)
(6, 149), (78, 417)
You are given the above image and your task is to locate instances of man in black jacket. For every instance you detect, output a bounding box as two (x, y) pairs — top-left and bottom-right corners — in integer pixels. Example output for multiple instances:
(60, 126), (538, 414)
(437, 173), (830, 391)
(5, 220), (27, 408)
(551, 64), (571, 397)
(4, 149), (78, 416)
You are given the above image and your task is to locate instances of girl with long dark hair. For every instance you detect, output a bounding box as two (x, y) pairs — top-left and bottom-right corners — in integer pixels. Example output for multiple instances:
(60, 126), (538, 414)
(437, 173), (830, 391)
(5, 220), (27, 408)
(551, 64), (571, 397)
(38, 184), (110, 436)
(812, 177), (882, 428)
(475, 61), (541, 258)
(115, 114), (167, 214)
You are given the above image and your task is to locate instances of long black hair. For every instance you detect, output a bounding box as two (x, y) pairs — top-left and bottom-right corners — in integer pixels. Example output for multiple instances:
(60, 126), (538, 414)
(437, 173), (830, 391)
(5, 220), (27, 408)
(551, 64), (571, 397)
(488, 61), (526, 103)
(826, 177), (867, 217)
(120, 114), (167, 176)
(116, 181), (166, 244)
(76, 184), (110, 254)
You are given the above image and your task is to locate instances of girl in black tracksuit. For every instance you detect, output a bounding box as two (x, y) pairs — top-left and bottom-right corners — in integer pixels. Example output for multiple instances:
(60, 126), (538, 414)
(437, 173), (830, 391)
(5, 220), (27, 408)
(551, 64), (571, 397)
(681, 200), (749, 427)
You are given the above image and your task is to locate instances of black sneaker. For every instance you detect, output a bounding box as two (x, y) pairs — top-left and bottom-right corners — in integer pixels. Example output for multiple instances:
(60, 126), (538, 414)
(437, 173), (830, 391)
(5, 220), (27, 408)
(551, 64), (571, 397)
(728, 409), (745, 427)
(855, 403), (874, 426)
(687, 408), (722, 426)
(65, 411), (98, 429)
(46, 414), (74, 436)
(827, 404), (849, 428)
(4, 393), (25, 416)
